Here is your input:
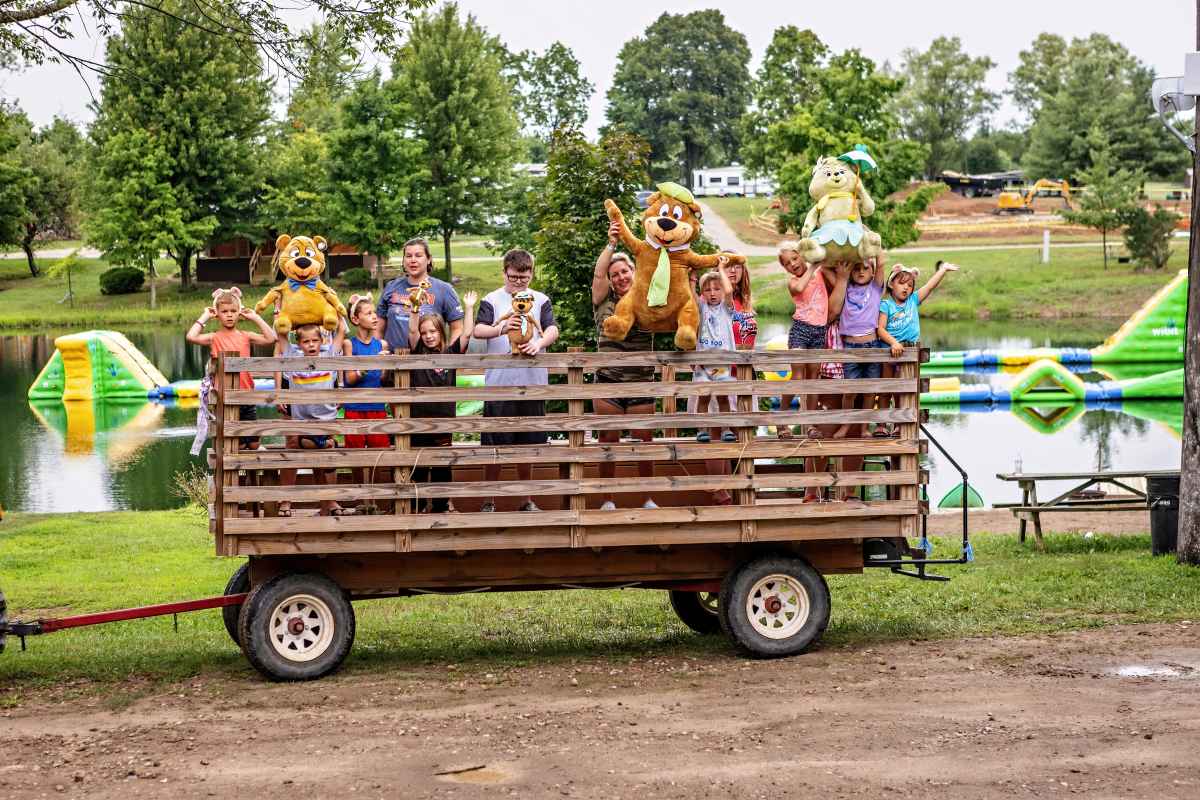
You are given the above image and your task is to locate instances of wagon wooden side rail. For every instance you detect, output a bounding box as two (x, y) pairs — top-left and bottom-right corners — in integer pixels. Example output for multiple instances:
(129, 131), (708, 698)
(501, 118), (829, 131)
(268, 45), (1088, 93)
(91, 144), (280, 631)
(196, 345), (960, 679)
(211, 347), (929, 558)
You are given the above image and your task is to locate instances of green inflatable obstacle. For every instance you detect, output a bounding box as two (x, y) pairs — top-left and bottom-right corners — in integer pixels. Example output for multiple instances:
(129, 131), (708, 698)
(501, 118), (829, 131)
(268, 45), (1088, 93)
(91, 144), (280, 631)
(1092, 269), (1187, 363)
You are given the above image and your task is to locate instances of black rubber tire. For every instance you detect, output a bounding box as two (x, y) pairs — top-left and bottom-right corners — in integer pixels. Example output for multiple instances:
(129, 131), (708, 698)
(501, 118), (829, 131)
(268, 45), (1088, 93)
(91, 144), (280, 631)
(0, 588), (7, 655)
(221, 563), (250, 646)
(668, 590), (722, 635)
(238, 573), (355, 681)
(718, 555), (831, 659)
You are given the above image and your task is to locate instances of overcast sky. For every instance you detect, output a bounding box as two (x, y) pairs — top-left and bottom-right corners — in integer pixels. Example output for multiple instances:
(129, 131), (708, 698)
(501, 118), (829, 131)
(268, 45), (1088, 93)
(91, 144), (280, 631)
(2, 0), (1196, 137)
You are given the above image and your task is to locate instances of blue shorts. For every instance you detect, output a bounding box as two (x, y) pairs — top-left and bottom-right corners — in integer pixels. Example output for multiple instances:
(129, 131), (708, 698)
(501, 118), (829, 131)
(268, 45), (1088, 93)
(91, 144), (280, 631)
(843, 339), (883, 380)
(788, 320), (827, 349)
(298, 434), (330, 449)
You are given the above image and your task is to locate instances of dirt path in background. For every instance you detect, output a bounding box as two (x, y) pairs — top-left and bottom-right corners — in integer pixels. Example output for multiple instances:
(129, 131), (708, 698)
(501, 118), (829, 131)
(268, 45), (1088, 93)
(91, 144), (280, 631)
(2, 622), (1197, 799)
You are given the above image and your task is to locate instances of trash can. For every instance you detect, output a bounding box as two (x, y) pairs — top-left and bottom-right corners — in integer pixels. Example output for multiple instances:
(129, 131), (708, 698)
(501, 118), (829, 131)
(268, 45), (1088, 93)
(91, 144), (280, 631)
(1147, 473), (1180, 556)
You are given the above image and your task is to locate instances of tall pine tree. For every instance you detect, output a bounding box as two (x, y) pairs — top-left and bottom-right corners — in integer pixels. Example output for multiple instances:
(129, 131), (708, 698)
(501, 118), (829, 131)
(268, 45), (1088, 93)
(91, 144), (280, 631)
(388, 3), (519, 282)
(87, 0), (270, 289)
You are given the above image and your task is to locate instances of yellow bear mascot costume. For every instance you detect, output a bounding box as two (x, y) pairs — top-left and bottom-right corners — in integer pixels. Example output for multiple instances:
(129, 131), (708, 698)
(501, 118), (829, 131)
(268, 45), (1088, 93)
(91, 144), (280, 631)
(255, 234), (347, 334)
(602, 182), (746, 350)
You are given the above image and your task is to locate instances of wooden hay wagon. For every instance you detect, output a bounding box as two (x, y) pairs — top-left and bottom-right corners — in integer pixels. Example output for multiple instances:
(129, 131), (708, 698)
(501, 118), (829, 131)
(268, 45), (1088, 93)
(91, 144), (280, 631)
(208, 346), (968, 681)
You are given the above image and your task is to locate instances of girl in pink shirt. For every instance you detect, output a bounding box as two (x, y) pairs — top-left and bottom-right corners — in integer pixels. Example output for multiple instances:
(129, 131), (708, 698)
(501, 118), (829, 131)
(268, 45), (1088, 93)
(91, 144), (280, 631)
(778, 241), (830, 439)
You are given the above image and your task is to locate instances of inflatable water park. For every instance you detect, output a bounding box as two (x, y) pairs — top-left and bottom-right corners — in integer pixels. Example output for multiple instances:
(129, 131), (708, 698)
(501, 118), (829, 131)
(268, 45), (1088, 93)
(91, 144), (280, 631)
(926, 269), (1186, 370)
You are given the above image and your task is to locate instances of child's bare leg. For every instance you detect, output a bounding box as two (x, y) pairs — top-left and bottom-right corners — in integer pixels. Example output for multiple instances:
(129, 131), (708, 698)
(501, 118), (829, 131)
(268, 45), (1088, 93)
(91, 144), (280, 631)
(278, 434), (297, 515)
(319, 467), (342, 516)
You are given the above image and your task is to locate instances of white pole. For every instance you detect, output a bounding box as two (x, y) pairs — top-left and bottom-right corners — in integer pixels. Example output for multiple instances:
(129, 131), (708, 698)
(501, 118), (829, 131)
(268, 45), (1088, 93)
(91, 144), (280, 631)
(1042, 229), (1051, 264)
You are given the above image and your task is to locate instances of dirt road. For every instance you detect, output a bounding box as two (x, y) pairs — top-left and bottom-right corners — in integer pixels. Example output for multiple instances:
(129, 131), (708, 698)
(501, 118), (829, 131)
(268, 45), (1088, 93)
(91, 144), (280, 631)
(2, 622), (1197, 799)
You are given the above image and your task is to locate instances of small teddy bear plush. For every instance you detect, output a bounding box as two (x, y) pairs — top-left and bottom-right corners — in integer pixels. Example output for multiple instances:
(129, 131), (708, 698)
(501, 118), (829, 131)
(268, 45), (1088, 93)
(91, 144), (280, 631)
(255, 234), (346, 333)
(797, 147), (884, 266)
(497, 289), (542, 351)
(407, 277), (434, 310)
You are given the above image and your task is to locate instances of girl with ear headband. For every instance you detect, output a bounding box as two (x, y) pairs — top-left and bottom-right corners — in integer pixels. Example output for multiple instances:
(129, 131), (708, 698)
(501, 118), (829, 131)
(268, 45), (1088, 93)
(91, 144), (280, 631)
(186, 287), (276, 451)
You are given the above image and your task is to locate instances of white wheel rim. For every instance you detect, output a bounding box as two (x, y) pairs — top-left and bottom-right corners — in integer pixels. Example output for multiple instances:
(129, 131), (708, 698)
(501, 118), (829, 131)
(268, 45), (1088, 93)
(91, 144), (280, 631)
(698, 592), (719, 615)
(268, 594), (335, 662)
(745, 574), (810, 640)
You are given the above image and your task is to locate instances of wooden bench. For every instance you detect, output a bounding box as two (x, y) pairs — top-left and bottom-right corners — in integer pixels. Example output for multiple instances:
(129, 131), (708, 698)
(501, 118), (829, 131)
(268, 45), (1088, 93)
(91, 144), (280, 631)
(994, 470), (1170, 549)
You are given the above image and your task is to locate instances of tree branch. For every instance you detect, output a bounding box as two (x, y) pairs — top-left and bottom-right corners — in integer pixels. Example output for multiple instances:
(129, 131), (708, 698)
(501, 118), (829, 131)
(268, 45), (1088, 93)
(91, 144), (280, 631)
(0, 0), (75, 24)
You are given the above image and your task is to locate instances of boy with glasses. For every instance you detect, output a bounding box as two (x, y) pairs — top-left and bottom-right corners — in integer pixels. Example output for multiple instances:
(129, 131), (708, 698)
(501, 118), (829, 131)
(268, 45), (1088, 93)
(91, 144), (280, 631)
(473, 249), (560, 511)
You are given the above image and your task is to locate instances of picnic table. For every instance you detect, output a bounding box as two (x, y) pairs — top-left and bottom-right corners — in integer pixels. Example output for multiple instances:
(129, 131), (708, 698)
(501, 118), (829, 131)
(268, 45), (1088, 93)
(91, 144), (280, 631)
(994, 469), (1178, 549)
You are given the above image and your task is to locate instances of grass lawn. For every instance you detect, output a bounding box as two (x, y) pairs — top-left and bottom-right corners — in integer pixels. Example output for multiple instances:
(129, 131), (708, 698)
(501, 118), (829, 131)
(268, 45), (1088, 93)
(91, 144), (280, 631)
(748, 246), (1184, 321)
(1, 509), (1194, 694)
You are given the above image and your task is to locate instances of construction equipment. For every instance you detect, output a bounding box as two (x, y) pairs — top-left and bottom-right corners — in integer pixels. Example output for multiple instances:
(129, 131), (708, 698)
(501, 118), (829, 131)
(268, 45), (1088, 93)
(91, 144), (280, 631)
(995, 179), (1074, 214)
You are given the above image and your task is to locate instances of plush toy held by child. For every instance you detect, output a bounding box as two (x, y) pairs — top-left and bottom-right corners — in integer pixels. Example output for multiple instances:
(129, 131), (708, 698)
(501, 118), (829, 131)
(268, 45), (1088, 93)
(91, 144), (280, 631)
(602, 182), (747, 350)
(798, 146), (884, 267)
(496, 288), (542, 351)
(255, 233), (347, 334)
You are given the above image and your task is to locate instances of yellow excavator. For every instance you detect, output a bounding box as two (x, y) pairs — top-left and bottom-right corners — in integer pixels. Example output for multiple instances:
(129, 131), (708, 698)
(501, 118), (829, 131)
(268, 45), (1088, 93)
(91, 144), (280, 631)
(995, 179), (1074, 214)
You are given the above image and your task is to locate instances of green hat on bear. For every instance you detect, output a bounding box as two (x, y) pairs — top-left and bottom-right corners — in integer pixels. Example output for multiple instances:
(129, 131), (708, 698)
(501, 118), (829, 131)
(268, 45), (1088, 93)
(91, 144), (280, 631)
(656, 181), (695, 205)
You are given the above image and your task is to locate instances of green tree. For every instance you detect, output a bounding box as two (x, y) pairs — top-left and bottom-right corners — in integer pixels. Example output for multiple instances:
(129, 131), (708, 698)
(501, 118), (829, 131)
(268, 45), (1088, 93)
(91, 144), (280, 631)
(892, 36), (998, 178)
(0, 105), (34, 272)
(14, 117), (83, 276)
(326, 70), (430, 295)
(740, 26), (829, 175)
(961, 134), (1006, 174)
(512, 41), (594, 142)
(86, 0), (271, 289)
(604, 9), (751, 182)
(259, 129), (333, 235)
(758, 49), (938, 249)
(84, 130), (188, 308)
(0, 0), (430, 74)
(533, 128), (650, 347)
(388, 3), (520, 283)
(1009, 33), (1069, 121)
(1021, 34), (1185, 181)
(1062, 125), (1142, 269)
(284, 22), (361, 133)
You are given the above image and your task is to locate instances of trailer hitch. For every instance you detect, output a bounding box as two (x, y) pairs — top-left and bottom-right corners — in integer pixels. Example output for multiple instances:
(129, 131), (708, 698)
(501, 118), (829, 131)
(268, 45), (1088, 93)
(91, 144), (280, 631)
(863, 423), (974, 582)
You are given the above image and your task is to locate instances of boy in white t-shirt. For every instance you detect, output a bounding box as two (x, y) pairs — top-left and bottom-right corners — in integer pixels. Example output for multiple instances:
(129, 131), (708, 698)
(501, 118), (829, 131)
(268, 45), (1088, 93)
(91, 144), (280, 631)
(472, 249), (559, 512)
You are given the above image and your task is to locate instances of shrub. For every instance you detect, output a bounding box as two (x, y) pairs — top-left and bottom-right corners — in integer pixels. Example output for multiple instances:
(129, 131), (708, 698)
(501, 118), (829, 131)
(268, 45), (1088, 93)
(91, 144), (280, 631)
(171, 464), (210, 509)
(1121, 205), (1179, 270)
(338, 267), (374, 289)
(98, 266), (145, 295)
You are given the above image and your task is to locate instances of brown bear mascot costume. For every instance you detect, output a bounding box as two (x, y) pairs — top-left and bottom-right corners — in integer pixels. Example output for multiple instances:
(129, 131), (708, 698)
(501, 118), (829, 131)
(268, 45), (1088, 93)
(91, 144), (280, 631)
(602, 183), (746, 350)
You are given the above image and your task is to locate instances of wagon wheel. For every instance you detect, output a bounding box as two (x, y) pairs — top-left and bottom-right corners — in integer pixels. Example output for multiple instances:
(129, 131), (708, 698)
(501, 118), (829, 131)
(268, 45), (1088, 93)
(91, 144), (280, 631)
(238, 573), (356, 681)
(718, 555), (830, 658)
(221, 563), (250, 647)
(668, 590), (722, 635)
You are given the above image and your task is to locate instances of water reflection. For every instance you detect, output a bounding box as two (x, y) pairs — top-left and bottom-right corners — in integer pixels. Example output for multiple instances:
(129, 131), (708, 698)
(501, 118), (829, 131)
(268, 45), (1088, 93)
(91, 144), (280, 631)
(1, 331), (208, 513)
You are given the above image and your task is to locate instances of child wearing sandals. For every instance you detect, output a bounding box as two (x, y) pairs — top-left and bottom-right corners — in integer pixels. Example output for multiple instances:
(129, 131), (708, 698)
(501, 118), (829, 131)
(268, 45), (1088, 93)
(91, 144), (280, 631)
(275, 322), (350, 517)
(777, 241), (829, 439)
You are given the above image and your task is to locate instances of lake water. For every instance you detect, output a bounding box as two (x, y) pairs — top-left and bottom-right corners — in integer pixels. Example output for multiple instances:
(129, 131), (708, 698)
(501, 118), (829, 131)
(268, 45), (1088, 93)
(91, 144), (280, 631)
(0, 319), (1182, 513)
